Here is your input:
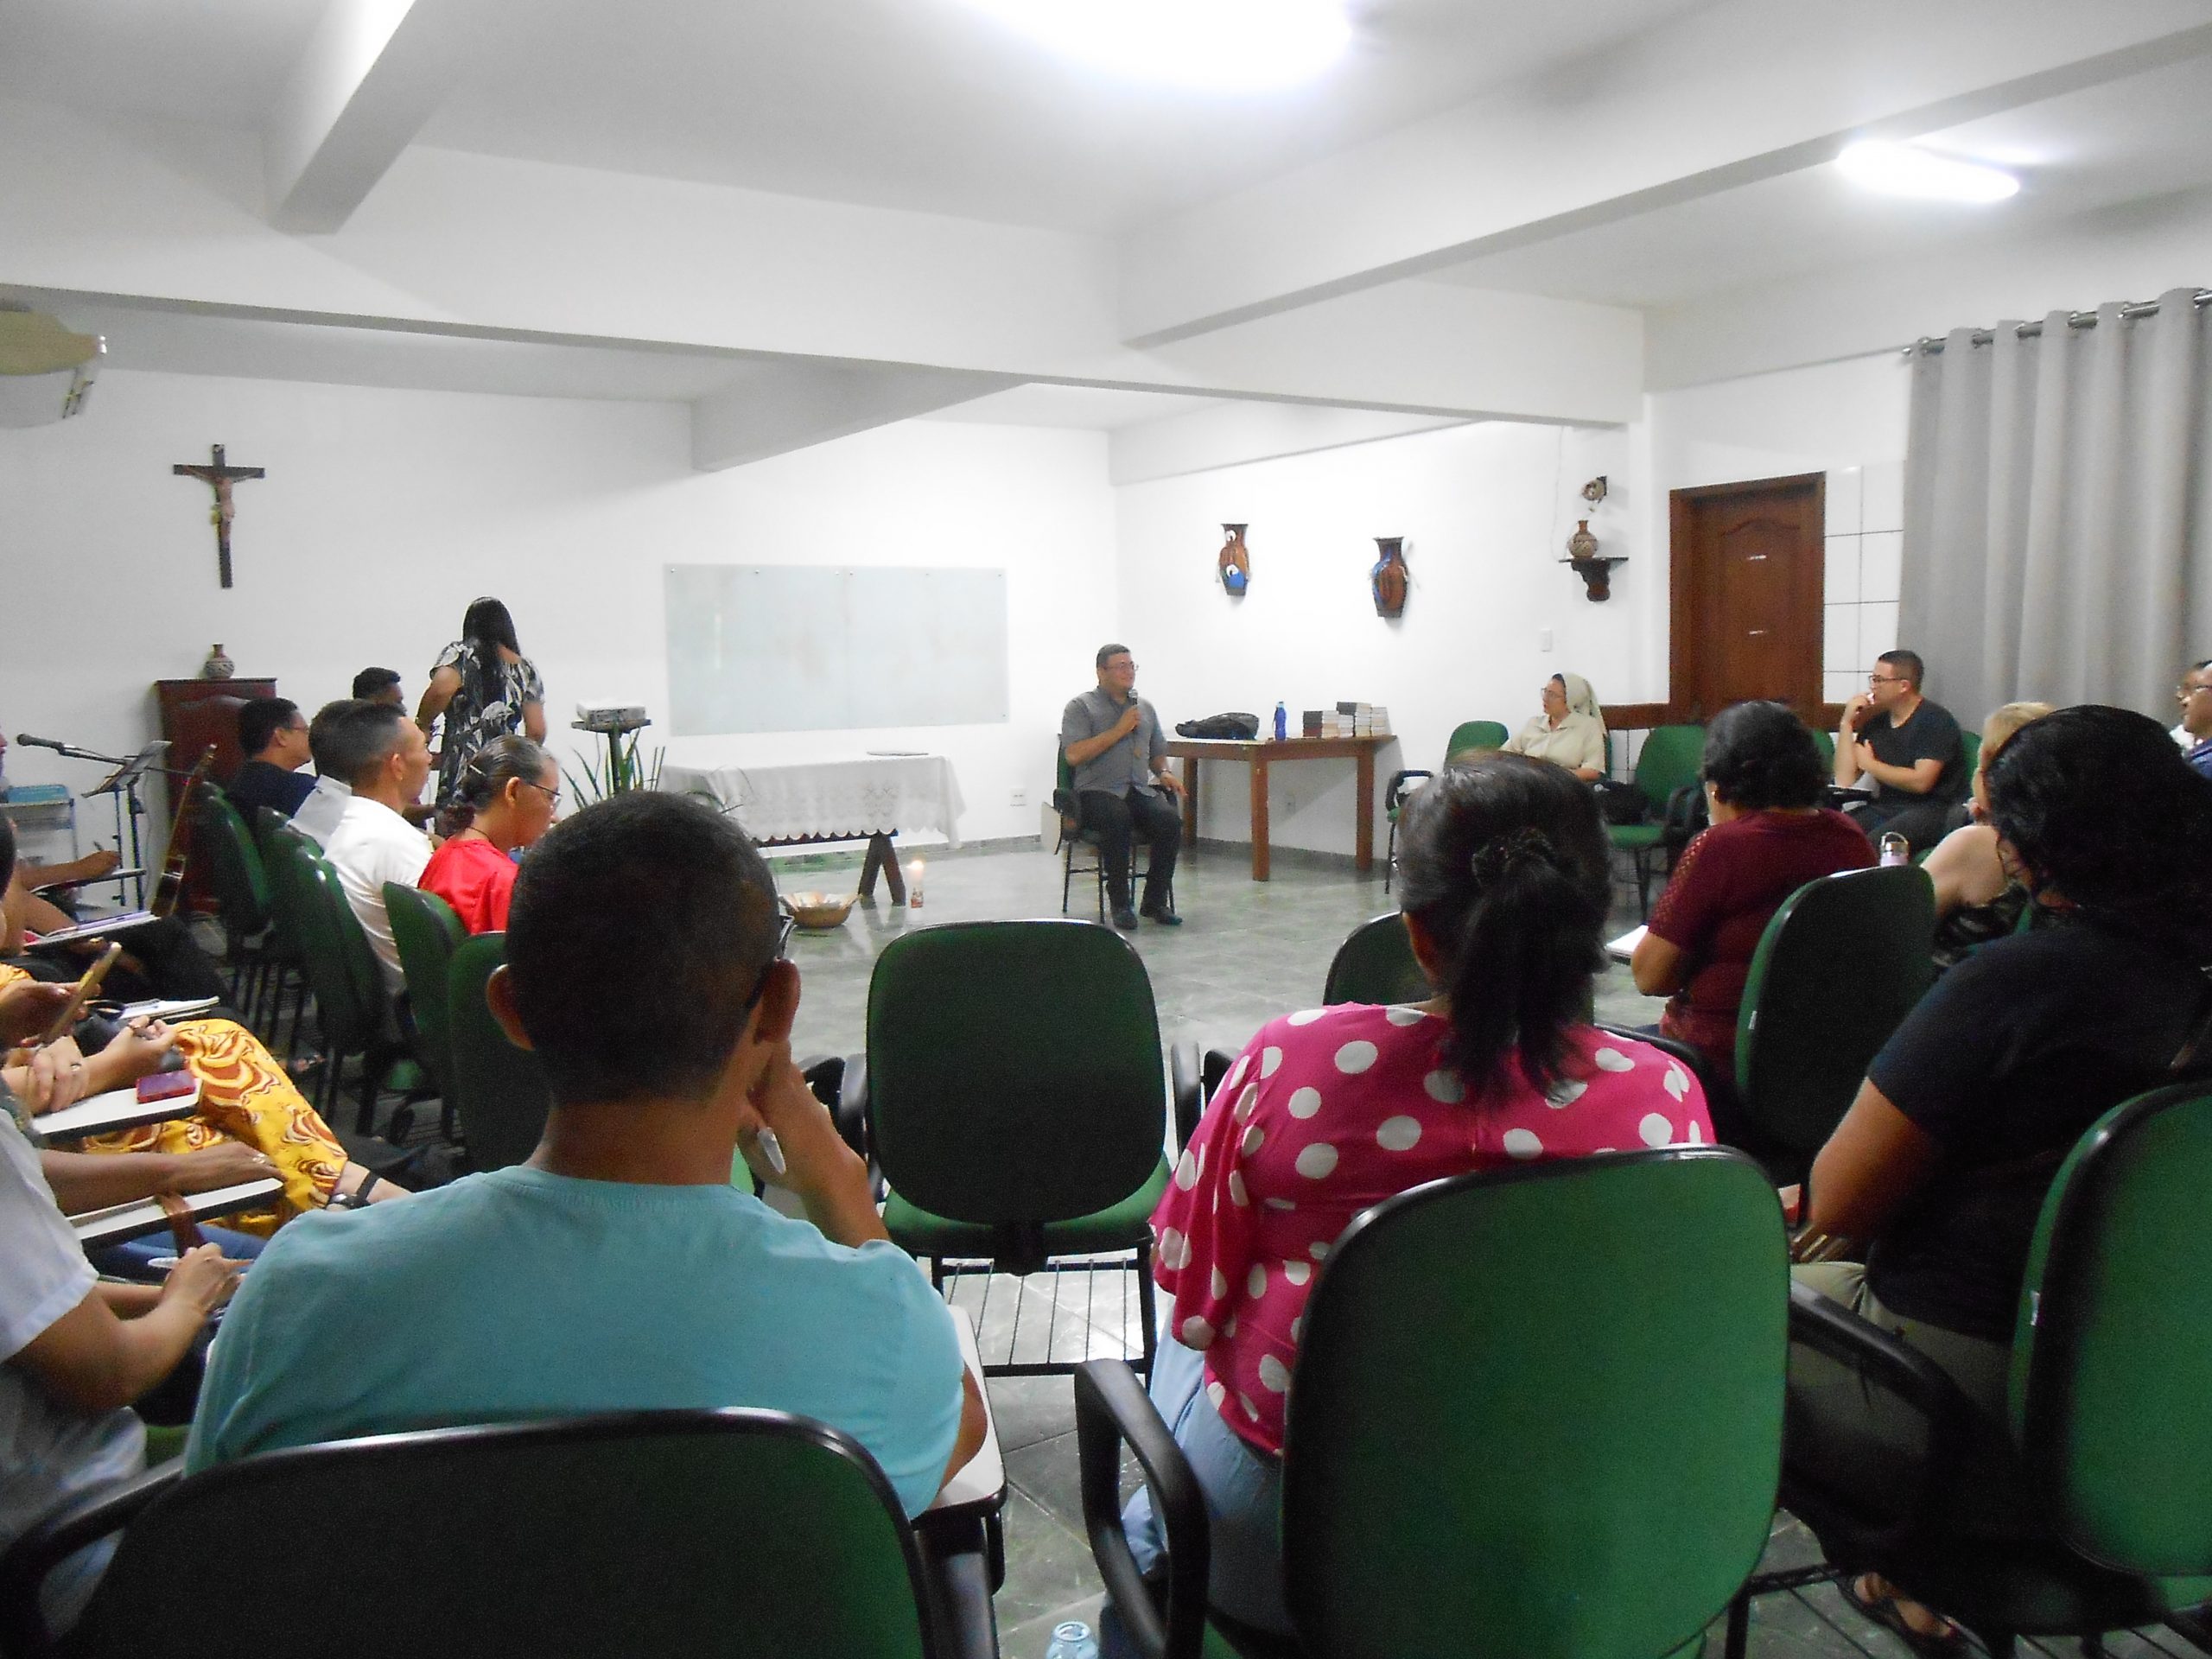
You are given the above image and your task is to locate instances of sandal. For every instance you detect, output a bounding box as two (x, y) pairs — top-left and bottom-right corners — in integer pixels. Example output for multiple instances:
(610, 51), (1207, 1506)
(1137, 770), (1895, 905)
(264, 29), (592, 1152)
(1841, 1573), (1967, 1657)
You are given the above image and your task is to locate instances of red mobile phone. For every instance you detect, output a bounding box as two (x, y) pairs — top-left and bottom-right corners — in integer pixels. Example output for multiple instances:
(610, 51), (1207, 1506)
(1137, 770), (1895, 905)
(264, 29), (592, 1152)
(136, 1071), (198, 1103)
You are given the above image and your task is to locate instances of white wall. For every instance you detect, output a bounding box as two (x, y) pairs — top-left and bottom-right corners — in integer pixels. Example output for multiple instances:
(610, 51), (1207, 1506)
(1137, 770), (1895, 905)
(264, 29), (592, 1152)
(0, 370), (1116, 847)
(1643, 353), (1913, 705)
(1113, 420), (1663, 858)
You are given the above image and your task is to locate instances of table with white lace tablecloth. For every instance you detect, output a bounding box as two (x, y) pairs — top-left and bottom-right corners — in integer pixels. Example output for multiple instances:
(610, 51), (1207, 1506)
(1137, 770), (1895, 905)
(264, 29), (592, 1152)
(658, 753), (965, 901)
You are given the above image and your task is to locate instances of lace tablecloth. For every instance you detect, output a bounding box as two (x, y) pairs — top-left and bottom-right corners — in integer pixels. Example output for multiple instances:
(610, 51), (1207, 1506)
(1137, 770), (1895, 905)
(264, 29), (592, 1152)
(659, 753), (965, 849)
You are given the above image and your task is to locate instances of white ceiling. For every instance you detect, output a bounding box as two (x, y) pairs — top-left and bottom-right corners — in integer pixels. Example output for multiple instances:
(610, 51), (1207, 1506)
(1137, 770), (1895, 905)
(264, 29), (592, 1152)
(925, 385), (1224, 429)
(1425, 52), (2212, 310)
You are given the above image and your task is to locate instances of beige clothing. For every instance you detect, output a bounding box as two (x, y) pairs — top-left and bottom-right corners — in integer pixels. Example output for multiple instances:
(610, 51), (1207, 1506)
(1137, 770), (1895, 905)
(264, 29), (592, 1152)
(1502, 711), (1606, 773)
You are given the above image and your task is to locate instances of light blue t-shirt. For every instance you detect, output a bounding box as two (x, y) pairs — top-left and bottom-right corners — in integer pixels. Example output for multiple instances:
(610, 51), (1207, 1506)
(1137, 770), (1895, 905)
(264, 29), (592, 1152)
(187, 1167), (966, 1516)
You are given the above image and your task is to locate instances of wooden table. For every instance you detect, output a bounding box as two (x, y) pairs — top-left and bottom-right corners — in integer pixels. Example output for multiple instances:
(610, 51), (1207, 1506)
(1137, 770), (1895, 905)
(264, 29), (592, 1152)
(1165, 734), (1395, 881)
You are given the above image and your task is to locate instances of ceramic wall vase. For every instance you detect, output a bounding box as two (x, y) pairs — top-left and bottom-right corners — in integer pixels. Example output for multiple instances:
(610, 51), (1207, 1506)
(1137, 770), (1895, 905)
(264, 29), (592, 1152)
(201, 643), (235, 681)
(1370, 537), (1408, 619)
(1217, 524), (1251, 596)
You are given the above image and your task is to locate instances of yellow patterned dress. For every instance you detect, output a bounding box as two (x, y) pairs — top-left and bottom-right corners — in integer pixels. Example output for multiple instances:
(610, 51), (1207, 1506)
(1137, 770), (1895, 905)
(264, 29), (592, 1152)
(1, 963), (345, 1233)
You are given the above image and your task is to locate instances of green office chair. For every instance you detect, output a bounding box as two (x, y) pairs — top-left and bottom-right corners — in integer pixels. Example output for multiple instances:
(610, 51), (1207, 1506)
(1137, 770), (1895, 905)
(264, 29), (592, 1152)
(0, 1410), (990, 1659)
(1320, 913), (1429, 1007)
(1777, 1081), (2212, 1656)
(1732, 865), (1934, 1183)
(1606, 724), (1707, 917)
(1077, 1148), (1788, 1659)
(1809, 726), (1836, 767)
(866, 919), (1172, 1376)
(446, 931), (551, 1173)
(385, 883), (467, 1140)
(194, 791), (283, 1032)
(265, 830), (424, 1135)
(1382, 720), (1509, 893)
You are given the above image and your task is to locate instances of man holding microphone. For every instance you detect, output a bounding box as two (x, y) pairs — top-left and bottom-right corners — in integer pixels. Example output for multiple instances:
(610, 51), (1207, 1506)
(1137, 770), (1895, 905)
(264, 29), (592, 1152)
(1061, 645), (1185, 930)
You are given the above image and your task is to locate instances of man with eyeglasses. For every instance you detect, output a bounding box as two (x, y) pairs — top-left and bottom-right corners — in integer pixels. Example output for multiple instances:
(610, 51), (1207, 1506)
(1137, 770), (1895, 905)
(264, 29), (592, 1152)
(189, 791), (987, 1516)
(2179, 659), (2212, 779)
(1062, 643), (1186, 930)
(1833, 648), (1968, 854)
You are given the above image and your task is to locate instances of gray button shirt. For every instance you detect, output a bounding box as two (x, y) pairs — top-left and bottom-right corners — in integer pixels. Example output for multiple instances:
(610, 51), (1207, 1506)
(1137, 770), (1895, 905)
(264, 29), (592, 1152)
(1061, 687), (1167, 797)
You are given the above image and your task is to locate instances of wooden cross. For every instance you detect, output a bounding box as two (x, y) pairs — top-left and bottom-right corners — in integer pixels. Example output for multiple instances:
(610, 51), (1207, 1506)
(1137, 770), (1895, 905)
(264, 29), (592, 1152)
(172, 443), (264, 589)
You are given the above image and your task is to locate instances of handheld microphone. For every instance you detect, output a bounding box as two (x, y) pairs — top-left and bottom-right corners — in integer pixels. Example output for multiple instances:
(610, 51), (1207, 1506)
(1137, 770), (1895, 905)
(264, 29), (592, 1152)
(13, 734), (67, 752)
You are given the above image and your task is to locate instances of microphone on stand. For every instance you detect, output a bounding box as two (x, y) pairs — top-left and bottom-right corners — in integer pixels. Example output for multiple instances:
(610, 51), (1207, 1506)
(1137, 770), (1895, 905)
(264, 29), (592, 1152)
(14, 734), (72, 753)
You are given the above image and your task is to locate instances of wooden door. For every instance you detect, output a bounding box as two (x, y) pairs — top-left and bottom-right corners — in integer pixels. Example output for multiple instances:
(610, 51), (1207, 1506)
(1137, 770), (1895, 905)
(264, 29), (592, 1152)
(1669, 475), (1826, 722)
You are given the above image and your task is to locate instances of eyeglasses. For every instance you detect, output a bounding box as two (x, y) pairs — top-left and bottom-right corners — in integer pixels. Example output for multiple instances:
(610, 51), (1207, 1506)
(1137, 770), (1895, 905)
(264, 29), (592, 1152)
(2181, 681), (2212, 697)
(1867, 674), (1908, 686)
(744, 912), (798, 1011)
(519, 778), (562, 806)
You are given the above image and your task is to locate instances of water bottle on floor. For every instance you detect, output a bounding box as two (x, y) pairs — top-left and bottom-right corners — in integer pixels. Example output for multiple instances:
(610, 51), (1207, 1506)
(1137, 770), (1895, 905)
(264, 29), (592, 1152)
(1045, 1618), (1098, 1659)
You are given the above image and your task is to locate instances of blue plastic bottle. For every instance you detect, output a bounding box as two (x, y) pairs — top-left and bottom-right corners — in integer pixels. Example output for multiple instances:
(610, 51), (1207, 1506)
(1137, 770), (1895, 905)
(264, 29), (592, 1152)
(1274, 701), (1287, 741)
(1044, 1620), (1099, 1659)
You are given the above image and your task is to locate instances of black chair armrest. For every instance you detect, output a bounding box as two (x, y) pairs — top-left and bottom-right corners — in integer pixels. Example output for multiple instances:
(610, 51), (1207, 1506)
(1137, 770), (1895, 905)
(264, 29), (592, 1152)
(1201, 1049), (1234, 1105)
(1383, 769), (1431, 813)
(912, 1527), (1001, 1659)
(1780, 1280), (1980, 1561)
(1661, 782), (1707, 849)
(1075, 1359), (1211, 1659)
(0, 1462), (180, 1657)
(1169, 1044), (1203, 1155)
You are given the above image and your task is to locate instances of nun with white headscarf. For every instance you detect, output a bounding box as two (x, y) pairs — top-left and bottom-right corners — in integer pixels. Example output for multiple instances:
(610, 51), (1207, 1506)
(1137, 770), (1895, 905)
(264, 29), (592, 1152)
(1501, 671), (1608, 781)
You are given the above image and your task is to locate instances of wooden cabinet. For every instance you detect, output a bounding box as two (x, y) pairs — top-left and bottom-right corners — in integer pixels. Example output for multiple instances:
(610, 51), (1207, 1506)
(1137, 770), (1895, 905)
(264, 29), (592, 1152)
(154, 677), (274, 912)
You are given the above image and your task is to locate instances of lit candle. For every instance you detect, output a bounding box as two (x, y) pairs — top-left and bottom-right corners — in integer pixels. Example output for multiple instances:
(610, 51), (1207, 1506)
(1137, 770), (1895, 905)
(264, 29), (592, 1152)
(907, 858), (925, 908)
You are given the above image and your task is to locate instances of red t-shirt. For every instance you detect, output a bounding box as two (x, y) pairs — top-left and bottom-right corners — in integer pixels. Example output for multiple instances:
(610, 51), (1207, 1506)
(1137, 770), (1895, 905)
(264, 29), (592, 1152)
(1648, 809), (1874, 1070)
(416, 836), (518, 935)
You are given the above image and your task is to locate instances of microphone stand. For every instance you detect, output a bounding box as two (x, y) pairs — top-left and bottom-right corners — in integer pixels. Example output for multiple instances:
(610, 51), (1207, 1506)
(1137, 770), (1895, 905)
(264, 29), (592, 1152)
(69, 742), (168, 910)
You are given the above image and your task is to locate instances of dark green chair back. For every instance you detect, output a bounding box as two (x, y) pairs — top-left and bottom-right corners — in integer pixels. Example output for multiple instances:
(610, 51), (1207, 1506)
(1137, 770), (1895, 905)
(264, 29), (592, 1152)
(1322, 914), (1429, 1007)
(1633, 723), (1707, 813)
(76, 1411), (938, 1659)
(1810, 727), (1836, 766)
(1443, 720), (1509, 760)
(197, 793), (270, 936)
(868, 920), (1165, 1225)
(1960, 728), (1982, 781)
(385, 884), (466, 1102)
(2014, 1083), (2212, 1577)
(447, 931), (550, 1172)
(1283, 1150), (1787, 1659)
(258, 830), (377, 1063)
(1735, 865), (1934, 1162)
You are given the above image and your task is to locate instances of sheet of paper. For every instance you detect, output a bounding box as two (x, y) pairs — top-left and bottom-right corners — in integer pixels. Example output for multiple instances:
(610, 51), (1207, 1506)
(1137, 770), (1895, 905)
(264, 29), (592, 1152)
(1605, 924), (1648, 963)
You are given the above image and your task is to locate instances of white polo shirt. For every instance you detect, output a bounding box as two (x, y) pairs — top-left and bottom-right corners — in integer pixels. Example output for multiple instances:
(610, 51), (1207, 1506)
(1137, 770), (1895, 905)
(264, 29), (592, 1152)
(321, 794), (431, 995)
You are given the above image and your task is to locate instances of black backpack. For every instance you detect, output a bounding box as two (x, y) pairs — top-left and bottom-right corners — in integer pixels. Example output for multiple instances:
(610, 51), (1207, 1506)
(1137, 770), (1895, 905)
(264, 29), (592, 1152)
(1175, 713), (1262, 741)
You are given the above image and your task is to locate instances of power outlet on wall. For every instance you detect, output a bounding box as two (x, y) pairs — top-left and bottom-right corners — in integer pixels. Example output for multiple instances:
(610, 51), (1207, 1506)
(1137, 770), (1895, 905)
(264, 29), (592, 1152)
(1009, 787), (1027, 807)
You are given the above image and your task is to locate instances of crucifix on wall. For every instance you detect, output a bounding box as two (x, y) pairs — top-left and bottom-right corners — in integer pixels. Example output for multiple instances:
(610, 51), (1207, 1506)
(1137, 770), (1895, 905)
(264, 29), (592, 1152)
(172, 442), (264, 589)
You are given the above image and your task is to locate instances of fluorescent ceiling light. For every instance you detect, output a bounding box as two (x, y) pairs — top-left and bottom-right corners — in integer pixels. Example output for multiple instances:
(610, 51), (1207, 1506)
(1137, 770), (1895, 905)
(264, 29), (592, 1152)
(1835, 141), (2019, 204)
(957, 0), (1351, 92)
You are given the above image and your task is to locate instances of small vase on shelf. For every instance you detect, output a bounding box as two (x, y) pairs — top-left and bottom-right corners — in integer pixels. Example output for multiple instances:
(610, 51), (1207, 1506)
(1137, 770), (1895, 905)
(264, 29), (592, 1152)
(201, 644), (235, 681)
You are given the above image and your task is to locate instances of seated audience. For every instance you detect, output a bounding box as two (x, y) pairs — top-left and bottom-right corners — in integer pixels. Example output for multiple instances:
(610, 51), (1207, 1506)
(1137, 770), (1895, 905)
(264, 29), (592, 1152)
(1500, 671), (1606, 780)
(224, 696), (315, 823)
(1119, 753), (1711, 1638)
(1833, 649), (1969, 854)
(1633, 701), (1874, 1078)
(1921, 700), (2052, 967)
(417, 737), (557, 933)
(315, 699), (433, 995)
(1791, 706), (2212, 1646)
(352, 666), (405, 708)
(289, 699), (355, 848)
(1, 1046), (240, 1637)
(0, 819), (405, 1246)
(2180, 658), (2212, 779)
(189, 791), (985, 1519)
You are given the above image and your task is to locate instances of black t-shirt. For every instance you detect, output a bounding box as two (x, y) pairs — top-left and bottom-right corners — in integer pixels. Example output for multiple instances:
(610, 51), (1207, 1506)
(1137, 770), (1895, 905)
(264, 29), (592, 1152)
(1865, 919), (2208, 1339)
(225, 760), (315, 823)
(1860, 698), (1968, 806)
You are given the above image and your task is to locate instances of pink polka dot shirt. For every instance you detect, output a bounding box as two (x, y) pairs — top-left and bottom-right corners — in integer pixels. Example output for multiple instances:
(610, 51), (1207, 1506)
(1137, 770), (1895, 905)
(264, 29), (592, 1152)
(1150, 1003), (1712, 1456)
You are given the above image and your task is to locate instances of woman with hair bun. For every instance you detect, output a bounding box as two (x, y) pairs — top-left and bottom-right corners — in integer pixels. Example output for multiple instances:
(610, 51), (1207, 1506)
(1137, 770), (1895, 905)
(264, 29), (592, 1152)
(1633, 700), (1874, 1076)
(1116, 752), (1710, 1642)
(417, 597), (547, 811)
(416, 735), (557, 933)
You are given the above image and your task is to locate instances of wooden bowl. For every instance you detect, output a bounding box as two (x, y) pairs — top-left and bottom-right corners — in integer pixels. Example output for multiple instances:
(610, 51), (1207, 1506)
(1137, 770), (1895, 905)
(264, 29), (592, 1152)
(783, 891), (857, 931)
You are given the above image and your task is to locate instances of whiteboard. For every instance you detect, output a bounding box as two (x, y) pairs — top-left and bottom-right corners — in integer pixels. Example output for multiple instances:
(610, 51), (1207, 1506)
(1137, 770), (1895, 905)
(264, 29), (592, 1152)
(664, 565), (1010, 735)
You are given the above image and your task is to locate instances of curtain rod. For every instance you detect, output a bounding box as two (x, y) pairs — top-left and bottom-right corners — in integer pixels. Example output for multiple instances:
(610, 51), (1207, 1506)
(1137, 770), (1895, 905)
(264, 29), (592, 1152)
(1905, 289), (2212, 355)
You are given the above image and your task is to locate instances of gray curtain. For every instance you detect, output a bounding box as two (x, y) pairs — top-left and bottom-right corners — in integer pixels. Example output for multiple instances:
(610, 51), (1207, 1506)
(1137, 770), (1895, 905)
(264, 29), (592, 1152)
(1901, 286), (2212, 729)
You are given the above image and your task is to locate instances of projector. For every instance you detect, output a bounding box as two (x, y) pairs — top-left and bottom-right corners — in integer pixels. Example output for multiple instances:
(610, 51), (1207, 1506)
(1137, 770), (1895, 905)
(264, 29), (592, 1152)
(574, 702), (650, 734)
